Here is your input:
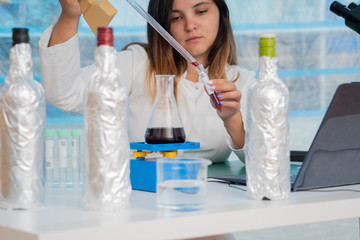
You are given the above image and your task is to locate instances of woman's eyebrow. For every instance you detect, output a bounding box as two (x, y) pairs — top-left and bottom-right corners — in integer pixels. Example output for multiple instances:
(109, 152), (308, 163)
(192, 1), (211, 9)
(172, 1), (211, 13)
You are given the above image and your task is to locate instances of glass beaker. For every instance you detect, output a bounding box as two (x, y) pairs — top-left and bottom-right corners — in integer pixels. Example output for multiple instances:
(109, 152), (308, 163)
(156, 157), (212, 211)
(145, 75), (186, 144)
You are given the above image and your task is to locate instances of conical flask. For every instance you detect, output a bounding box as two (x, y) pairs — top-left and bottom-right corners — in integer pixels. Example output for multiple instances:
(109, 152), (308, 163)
(145, 75), (186, 144)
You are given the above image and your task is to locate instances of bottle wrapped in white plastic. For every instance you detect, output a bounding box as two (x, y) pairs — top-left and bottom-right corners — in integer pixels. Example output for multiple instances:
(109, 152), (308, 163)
(245, 34), (290, 200)
(0, 28), (46, 209)
(83, 27), (131, 211)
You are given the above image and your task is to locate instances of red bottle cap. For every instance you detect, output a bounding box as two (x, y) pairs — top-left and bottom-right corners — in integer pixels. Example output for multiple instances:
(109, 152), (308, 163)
(97, 27), (114, 47)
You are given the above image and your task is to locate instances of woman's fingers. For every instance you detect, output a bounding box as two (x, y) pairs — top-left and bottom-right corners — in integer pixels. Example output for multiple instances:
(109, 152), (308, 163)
(209, 79), (242, 102)
(217, 90), (242, 102)
(208, 79), (243, 119)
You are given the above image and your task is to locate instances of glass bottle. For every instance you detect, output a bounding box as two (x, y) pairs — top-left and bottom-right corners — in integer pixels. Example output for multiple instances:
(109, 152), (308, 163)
(145, 75), (186, 144)
(83, 27), (131, 211)
(245, 34), (290, 200)
(0, 28), (46, 209)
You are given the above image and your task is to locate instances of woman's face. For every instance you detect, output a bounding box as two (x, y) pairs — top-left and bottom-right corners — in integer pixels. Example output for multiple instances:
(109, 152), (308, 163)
(170, 0), (220, 64)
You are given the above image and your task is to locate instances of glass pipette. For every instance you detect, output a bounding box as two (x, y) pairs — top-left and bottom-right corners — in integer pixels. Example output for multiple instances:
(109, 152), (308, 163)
(126, 0), (222, 112)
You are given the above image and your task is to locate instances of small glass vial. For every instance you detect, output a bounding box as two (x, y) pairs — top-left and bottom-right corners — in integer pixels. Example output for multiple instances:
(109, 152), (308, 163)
(45, 129), (55, 192)
(71, 129), (82, 192)
(57, 129), (68, 192)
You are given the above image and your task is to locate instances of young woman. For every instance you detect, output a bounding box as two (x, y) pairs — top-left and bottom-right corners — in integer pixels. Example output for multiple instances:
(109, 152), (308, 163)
(39, 0), (255, 163)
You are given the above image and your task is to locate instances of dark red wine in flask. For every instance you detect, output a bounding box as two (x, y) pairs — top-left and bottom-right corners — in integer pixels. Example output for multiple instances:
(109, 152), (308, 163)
(145, 127), (185, 144)
(145, 75), (186, 144)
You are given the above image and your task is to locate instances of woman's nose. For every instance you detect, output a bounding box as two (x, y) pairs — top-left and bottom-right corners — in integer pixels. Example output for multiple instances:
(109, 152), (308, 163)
(184, 18), (197, 32)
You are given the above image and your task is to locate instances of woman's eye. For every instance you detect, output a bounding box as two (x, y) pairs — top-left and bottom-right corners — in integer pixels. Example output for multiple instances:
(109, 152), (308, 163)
(197, 9), (208, 15)
(171, 15), (182, 22)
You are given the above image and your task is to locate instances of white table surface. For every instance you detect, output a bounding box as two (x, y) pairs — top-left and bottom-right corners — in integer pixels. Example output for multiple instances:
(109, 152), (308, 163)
(1, 181), (360, 240)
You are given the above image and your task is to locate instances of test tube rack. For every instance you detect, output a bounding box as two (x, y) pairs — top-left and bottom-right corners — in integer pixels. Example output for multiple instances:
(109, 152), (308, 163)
(130, 142), (200, 192)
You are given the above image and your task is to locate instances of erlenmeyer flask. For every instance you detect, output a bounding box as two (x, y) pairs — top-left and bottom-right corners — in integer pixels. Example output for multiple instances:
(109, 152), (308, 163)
(145, 75), (186, 144)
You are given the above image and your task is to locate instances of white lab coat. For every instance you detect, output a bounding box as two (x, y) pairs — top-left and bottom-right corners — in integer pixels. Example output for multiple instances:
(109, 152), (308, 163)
(39, 25), (255, 162)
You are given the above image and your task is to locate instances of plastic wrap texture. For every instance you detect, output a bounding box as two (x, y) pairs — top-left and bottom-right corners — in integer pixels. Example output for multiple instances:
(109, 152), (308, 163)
(0, 43), (45, 209)
(245, 56), (290, 200)
(83, 45), (131, 211)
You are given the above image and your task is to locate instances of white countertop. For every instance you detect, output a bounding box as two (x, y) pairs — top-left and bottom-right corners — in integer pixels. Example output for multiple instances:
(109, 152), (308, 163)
(1, 181), (360, 240)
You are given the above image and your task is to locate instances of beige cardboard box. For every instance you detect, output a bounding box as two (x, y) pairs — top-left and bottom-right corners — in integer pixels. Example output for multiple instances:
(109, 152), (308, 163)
(79, 0), (117, 35)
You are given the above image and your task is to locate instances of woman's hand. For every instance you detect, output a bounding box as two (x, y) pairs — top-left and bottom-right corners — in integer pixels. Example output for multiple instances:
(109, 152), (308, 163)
(49, 0), (81, 47)
(208, 79), (245, 148)
(59, 0), (82, 20)
(208, 79), (242, 120)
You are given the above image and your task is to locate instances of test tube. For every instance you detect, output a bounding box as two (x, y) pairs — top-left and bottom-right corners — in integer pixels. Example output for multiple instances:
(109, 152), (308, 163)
(57, 129), (68, 192)
(71, 129), (82, 192)
(45, 129), (55, 192)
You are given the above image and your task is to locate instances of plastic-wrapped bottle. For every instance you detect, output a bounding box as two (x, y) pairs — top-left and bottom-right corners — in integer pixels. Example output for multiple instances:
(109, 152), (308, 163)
(245, 34), (290, 200)
(83, 27), (131, 211)
(0, 28), (46, 209)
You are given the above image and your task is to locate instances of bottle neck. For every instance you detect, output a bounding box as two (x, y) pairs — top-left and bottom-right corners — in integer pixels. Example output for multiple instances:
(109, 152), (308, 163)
(259, 36), (277, 80)
(8, 43), (33, 83)
(94, 45), (117, 73)
(94, 27), (116, 73)
(259, 56), (279, 80)
(8, 28), (32, 82)
(155, 75), (175, 99)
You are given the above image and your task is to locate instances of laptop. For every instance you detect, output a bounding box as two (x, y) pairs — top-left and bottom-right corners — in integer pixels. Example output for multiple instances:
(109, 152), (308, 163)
(212, 82), (360, 191)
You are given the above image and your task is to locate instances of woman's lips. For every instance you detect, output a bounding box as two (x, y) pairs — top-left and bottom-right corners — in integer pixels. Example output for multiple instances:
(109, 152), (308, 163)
(186, 36), (202, 42)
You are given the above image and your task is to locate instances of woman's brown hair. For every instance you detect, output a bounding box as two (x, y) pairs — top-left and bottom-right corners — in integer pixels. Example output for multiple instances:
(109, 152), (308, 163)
(126, 0), (238, 101)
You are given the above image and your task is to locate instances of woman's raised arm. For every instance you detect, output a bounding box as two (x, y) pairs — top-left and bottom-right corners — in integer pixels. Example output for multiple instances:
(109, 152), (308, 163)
(48, 0), (81, 47)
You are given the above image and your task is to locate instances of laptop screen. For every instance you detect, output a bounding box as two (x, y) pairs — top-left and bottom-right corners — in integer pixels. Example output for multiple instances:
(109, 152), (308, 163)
(293, 82), (360, 191)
